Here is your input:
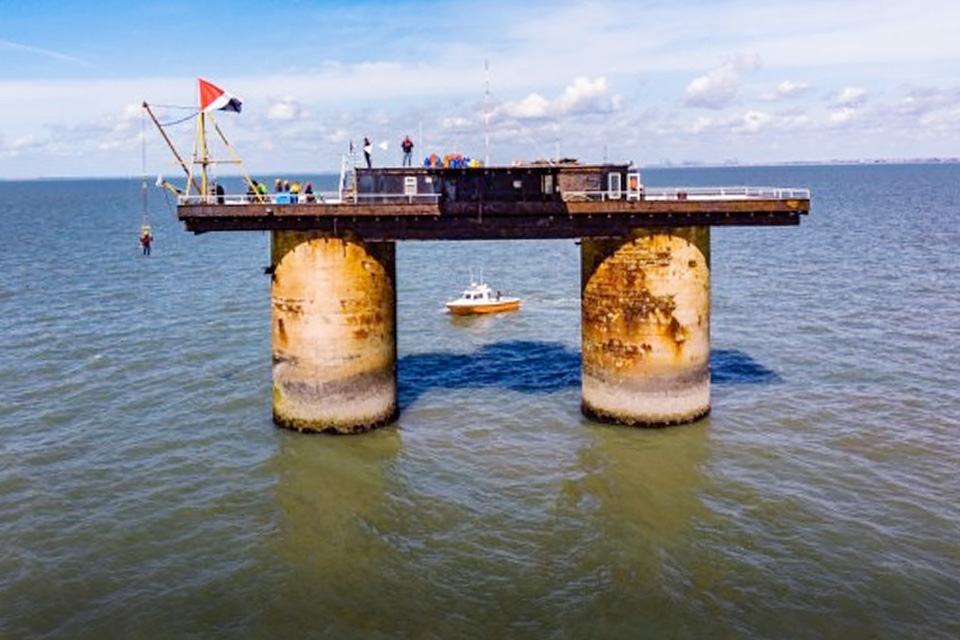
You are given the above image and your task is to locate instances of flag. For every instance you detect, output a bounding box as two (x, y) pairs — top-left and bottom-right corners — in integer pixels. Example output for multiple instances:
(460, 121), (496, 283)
(198, 78), (242, 113)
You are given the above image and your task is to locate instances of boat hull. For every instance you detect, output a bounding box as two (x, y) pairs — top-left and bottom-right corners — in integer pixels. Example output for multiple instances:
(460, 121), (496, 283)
(446, 299), (521, 315)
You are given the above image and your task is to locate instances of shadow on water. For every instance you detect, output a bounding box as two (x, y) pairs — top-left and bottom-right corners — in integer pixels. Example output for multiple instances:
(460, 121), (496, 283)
(398, 342), (779, 410)
(711, 348), (782, 385)
(398, 340), (580, 410)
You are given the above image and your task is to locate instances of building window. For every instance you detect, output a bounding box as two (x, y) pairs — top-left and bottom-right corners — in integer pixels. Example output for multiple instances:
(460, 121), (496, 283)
(607, 172), (622, 200)
(542, 174), (554, 194)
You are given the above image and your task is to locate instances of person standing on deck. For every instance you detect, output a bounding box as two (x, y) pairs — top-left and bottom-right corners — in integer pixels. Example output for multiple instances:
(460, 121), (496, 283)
(401, 135), (414, 167)
(363, 137), (372, 168)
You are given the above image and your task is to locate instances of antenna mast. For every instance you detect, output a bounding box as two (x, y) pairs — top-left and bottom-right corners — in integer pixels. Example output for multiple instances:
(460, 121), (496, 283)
(484, 59), (491, 167)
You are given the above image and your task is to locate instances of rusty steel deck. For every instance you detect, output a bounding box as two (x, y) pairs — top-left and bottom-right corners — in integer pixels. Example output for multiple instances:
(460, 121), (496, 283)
(177, 196), (809, 240)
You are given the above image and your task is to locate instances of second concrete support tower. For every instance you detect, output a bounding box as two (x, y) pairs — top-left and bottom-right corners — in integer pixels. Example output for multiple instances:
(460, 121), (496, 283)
(581, 227), (711, 426)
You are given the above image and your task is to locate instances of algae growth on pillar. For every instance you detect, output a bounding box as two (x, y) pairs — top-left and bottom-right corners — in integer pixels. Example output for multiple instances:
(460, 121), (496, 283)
(270, 231), (397, 434)
(580, 227), (711, 427)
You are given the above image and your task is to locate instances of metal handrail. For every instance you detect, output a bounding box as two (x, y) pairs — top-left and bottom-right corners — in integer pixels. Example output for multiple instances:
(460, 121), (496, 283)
(354, 193), (443, 204)
(178, 191), (342, 206)
(643, 186), (811, 200)
(563, 186), (809, 201)
(178, 186), (809, 207)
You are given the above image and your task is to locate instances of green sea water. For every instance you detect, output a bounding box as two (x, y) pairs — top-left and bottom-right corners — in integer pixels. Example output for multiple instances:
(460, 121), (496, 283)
(1, 164), (959, 639)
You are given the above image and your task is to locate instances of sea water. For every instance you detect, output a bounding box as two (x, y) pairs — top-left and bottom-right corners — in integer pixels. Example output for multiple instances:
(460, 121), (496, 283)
(1, 164), (959, 639)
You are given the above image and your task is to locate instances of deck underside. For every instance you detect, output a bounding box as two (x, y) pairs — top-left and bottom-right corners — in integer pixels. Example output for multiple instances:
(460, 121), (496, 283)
(178, 198), (809, 239)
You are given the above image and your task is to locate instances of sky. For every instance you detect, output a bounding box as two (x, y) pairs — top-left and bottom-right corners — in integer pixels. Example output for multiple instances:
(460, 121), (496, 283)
(1, 0), (959, 179)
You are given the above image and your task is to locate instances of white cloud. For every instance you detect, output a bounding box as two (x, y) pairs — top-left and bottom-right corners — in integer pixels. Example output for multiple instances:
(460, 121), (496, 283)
(442, 116), (474, 130)
(890, 86), (960, 116)
(2, 135), (42, 157)
(780, 112), (811, 130)
(683, 108), (810, 140)
(835, 86), (867, 107)
(919, 106), (960, 128)
(688, 116), (719, 135)
(501, 93), (552, 119)
(735, 110), (772, 134)
(267, 97), (306, 121)
(556, 76), (621, 115)
(829, 107), (859, 125)
(500, 76), (622, 120)
(683, 54), (762, 109)
(761, 80), (812, 101)
(326, 129), (351, 144)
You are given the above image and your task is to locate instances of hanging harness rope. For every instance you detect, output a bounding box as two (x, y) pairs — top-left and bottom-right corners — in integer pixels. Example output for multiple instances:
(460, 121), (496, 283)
(140, 110), (150, 227)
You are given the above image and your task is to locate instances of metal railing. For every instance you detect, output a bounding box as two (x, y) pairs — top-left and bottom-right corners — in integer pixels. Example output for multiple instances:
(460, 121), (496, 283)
(560, 186), (809, 202)
(642, 186), (811, 201)
(353, 193), (443, 205)
(179, 186), (809, 207)
(178, 191), (343, 206)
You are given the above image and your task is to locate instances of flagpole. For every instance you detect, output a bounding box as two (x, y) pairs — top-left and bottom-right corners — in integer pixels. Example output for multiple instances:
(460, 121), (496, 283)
(201, 111), (209, 196)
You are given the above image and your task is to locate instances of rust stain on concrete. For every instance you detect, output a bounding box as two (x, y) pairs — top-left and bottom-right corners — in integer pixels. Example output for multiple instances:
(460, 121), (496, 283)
(580, 227), (711, 426)
(270, 232), (397, 433)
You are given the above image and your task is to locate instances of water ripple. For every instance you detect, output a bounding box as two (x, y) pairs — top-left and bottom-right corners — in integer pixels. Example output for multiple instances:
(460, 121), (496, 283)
(2, 168), (960, 638)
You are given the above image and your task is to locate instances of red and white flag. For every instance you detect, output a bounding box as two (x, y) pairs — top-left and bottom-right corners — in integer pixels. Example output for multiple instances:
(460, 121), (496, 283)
(198, 78), (242, 113)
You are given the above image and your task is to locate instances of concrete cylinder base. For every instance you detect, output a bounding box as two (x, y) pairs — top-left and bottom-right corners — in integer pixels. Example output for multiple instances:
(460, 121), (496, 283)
(271, 232), (397, 434)
(580, 227), (711, 427)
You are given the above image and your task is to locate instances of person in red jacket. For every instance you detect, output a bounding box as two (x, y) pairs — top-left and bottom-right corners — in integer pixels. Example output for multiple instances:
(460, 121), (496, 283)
(140, 228), (153, 256)
(401, 135), (414, 167)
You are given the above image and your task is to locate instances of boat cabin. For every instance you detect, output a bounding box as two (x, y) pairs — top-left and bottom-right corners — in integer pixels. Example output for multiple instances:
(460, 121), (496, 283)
(445, 281), (521, 315)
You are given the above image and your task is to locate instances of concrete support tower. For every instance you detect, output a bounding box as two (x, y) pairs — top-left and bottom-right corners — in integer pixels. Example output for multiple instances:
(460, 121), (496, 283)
(580, 227), (711, 426)
(270, 232), (398, 433)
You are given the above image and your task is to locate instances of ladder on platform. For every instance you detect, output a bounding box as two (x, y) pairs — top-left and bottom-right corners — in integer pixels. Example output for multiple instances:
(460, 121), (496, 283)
(339, 143), (360, 203)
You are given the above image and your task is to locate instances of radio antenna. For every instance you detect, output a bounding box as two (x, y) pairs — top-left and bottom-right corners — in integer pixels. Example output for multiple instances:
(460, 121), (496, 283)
(484, 59), (491, 166)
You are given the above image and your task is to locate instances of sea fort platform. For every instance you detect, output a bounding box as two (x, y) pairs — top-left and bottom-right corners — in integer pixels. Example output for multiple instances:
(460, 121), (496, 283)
(174, 161), (810, 433)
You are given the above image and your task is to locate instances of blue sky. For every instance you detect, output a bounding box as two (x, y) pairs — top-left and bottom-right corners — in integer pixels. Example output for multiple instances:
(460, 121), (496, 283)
(1, 0), (959, 178)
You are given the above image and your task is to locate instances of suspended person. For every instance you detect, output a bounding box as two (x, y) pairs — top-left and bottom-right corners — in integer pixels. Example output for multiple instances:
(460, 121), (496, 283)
(363, 137), (372, 168)
(401, 135), (414, 167)
(140, 227), (153, 256)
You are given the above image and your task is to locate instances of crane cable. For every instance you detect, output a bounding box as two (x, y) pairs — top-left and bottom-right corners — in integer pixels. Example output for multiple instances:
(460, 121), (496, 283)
(139, 109), (153, 252)
(141, 109), (149, 226)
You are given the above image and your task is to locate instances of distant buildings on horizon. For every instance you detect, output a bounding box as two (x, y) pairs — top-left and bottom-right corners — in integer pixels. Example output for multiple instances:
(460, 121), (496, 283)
(644, 157), (960, 169)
